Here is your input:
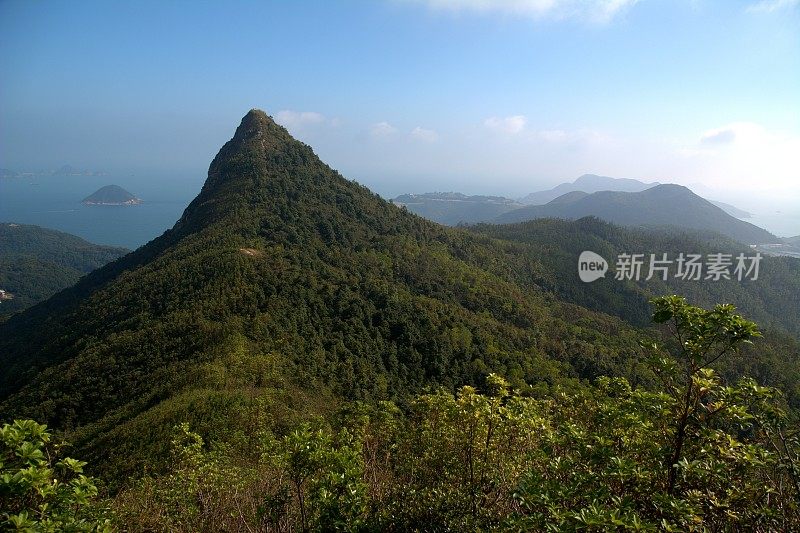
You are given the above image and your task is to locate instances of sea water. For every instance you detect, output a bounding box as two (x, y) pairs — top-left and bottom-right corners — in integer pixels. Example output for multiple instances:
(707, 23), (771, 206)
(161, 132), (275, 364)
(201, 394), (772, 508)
(0, 172), (205, 249)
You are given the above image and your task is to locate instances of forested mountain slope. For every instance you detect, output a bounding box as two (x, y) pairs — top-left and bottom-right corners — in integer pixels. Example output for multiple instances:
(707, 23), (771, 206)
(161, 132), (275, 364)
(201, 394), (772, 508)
(0, 223), (128, 314)
(1, 112), (799, 532)
(0, 111), (655, 480)
(473, 217), (800, 338)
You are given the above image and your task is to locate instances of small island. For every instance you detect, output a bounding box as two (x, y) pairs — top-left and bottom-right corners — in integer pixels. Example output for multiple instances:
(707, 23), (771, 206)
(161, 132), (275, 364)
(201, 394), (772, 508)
(82, 185), (142, 206)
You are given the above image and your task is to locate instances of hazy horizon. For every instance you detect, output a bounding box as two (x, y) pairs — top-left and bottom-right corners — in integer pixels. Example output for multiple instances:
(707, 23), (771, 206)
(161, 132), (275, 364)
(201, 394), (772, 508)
(1, 0), (799, 235)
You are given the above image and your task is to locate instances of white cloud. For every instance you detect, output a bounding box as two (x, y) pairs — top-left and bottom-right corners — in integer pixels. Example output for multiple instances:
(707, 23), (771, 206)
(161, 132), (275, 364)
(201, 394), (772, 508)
(370, 121), (398, 138)
(746, 0), (799, 13)
(410, 126), (439, 142)
(679, 122), (800, 192)
(700, 127), (736, 145)
(484, 115), (527, 134)
(409, 0), (639, 23)
(274, 110), (326, 129)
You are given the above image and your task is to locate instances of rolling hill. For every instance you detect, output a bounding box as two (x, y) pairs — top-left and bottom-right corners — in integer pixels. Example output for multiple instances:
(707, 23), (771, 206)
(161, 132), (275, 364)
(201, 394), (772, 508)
(473, 216), (800, 338)
(0, 223), (129, 314)
(495, 184), (778, 245)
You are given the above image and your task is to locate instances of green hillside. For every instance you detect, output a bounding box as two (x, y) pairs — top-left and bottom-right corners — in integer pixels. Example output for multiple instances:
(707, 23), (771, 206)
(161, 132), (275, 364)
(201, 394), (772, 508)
(0, 223), (128, 314)
(0, 111), (652, 479)
(1, 111), (798, 530)
(473, 216), (800, 337)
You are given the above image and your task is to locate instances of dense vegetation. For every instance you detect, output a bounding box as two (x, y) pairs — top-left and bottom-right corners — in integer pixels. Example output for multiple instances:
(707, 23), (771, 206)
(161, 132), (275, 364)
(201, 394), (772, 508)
(4, 298), (799, 530)
(473, 217), (800, 338)
(1, 420), (111, 531)
(0, 223), (128, 314)
(0, 111), (654, 482)
(0, 111), (798, 529)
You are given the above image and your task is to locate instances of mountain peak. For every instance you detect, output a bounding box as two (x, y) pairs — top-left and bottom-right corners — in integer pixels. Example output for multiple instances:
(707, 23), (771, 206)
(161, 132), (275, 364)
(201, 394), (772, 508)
(573, 174), (658, 189)
(574, 173), (605, 183)
(645, 183), (694, 197)
(224, 109), (298, 152)
(184, 109), (313, 211)
(245, 107), (269, 120)
(173, 108), (377, 239)
(169, 109), (306, 234)
(235, 108), (280, 136)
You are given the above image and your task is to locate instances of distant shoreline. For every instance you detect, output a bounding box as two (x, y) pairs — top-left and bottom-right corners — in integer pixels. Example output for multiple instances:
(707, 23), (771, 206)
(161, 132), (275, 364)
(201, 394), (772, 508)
(82, 198), (143, 206)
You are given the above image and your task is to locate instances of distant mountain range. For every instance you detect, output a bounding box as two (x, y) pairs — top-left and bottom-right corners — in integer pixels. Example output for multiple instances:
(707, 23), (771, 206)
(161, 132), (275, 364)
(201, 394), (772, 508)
(0, 223), (128, 314)
(392, 192), (522, 225)
(518, 174), (752, 219)
(519, 174), (659, 205)
(394, 175), (770, 245)
(0, 165), (108, 178)
(494, 184), (777, 245)
(710, 200), (751, 219)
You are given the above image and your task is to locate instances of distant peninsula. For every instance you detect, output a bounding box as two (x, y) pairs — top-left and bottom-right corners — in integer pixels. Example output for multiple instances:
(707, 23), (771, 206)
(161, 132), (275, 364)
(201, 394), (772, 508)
(82, 185), (142, 206)
(0, 165), (108, 178)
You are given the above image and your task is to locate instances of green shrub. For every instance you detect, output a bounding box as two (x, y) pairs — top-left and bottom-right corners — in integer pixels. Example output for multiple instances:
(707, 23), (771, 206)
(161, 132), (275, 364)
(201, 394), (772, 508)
(0, 419), (112, 531)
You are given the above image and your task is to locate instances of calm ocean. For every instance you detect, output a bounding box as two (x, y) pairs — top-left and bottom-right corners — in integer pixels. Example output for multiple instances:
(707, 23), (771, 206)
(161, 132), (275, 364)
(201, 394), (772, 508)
(0, 173), (205, 249)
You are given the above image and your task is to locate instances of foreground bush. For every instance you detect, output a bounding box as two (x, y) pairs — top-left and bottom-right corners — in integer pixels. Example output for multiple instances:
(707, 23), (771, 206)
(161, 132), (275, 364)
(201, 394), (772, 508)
(110, 297), (799, 531)
(0, 419), (112, 531)
(4, 297), (797, 530)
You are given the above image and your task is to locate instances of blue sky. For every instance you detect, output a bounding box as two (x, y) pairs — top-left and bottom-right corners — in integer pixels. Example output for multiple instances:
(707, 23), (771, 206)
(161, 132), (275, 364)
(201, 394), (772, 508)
(1, 0), (798, 206)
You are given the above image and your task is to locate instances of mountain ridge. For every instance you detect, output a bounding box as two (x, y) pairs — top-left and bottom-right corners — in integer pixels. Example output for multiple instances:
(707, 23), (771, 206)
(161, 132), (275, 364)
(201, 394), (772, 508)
(0, 110), (797, 491)
(0, 110), (650, 479)
(495, 184), (778, 245)
(519, 174), (658, 205)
